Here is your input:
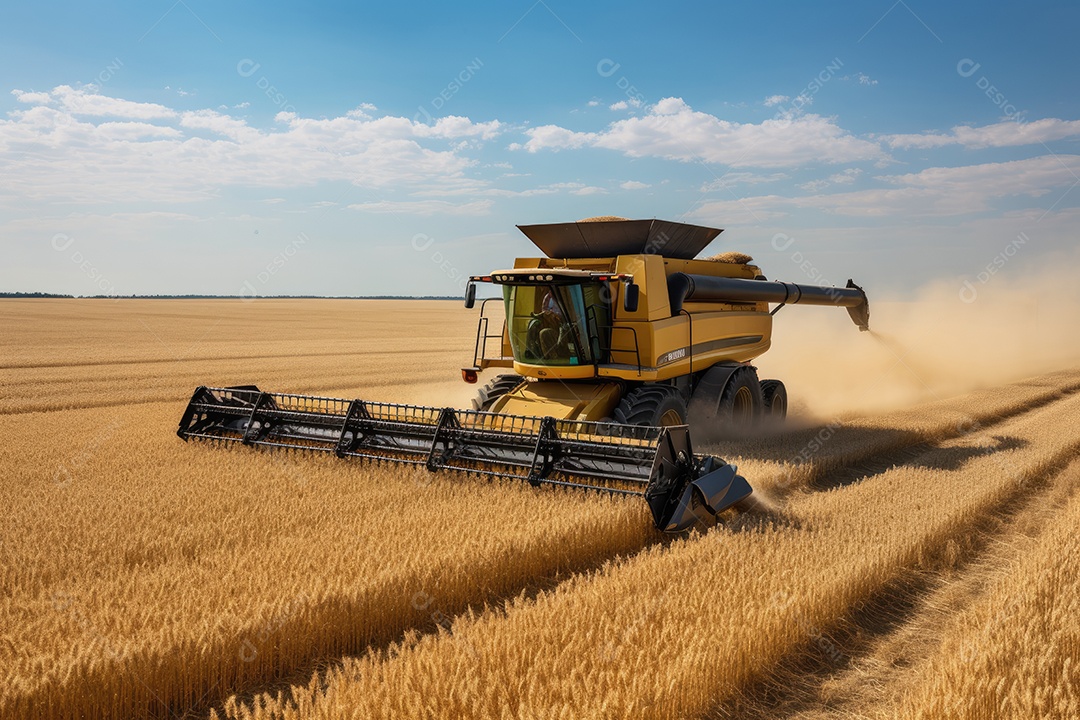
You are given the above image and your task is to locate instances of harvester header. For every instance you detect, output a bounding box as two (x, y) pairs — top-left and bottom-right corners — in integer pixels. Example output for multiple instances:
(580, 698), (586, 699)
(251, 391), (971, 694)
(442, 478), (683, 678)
(178, 385), (751, 531)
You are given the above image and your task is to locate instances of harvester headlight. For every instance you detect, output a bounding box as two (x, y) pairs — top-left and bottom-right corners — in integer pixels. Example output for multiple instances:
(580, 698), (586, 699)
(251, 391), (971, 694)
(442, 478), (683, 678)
(545, 275), (553, 281)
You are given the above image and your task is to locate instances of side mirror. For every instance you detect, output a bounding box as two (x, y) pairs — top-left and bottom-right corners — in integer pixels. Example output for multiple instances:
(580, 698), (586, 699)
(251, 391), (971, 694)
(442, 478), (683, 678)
(464, 282), (476, 309)
(623, 282), (640, 313)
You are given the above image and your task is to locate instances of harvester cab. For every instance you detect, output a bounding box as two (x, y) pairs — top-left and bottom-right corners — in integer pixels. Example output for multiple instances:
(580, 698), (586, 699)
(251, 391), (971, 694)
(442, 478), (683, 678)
(178, 217), (869, 532)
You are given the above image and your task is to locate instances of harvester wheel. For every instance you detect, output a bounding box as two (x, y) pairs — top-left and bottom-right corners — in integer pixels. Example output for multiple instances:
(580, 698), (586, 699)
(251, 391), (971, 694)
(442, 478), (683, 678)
(471, 374), (525, 412)
(715, 366), (763, 428)
(760, 379), (787, 422)
(613, 385), (687, 427)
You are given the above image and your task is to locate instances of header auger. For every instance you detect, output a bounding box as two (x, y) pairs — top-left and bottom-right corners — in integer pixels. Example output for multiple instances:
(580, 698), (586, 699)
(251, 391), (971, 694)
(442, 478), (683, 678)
(178, 217), (869, 531)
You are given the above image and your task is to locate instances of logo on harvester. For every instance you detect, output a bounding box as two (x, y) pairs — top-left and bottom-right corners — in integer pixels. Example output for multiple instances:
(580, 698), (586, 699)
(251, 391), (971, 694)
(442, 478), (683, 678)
(657, 348), (687, 366)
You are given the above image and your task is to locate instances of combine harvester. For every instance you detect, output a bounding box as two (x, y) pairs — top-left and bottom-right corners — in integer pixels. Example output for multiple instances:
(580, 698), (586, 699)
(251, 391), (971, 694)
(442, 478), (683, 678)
(178, 218), (869, 531)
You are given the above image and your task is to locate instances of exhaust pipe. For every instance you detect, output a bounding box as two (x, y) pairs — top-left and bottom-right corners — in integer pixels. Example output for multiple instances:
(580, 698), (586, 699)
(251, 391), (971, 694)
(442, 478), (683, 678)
(668, 273), (870, 331)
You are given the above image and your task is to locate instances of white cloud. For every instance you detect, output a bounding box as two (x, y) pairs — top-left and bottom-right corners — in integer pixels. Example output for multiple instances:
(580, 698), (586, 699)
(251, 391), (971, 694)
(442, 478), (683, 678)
(797, 179), (830, 192)
(620, 180), (650, 190)
(180, 109), (261, 142)
(0, 85), (506, 204)
(882, 117), (1080, 150)
(95, 121), (184, 140)
(689, 194), (792, 224)
(11, 90), (51, 104)
(763, 95), (789, 107)
(415, 115), (502, 141)
(788, 93), (813, 113)
(830, 168), (862, 184)
(799, 167), (864, 190)
(346, 199), (493, 216)
(13, 85), (179, 119)
(650, 97), (690, 115)
(587, 100), (600, 107)
(881, 155), (1077, 198)
(410, 180), (610, 199)
(346, 102), (378, 119)
(515, 96), (885, 168)
(609, 101), (629, 111)
(511, 124), (594, 152)
(691, 155), (1080, 223)
(701, 172), (789, 191)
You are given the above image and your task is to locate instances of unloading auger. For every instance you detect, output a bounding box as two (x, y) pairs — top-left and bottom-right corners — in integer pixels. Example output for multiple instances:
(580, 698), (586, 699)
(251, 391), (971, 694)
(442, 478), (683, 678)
(178, 217), (870, 531)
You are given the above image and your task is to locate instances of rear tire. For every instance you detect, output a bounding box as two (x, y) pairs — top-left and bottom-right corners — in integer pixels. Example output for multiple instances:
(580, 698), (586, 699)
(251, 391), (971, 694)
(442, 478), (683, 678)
(715, 366), (763, 430)
(471, 374), (524, 411)
(613, 385), (688, 427)
(760, 379), (787, 423)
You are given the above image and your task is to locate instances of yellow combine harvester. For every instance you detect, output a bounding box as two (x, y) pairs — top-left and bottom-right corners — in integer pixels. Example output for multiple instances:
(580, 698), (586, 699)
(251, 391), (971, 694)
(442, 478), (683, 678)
(462, 217), (868, 430)
(179, 218), (868, 531)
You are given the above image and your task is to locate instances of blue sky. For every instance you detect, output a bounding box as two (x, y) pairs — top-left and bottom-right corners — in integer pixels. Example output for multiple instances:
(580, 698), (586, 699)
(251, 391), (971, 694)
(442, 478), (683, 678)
(2, 0), (1079, 297)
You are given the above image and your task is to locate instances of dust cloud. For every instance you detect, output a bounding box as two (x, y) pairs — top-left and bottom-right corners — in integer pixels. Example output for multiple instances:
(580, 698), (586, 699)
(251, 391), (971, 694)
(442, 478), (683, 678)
(755, 249), (1080, 420)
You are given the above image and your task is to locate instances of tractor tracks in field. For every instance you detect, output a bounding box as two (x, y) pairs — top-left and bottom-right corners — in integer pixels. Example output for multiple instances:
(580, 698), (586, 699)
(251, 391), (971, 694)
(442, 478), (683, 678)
(808, 384), (1080, 494)
(743, 377), (1080, 501)
(705, 435), (1080, 719)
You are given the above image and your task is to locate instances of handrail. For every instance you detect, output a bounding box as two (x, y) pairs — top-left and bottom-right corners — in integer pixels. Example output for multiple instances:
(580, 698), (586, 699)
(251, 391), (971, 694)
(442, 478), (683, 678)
(601, 325), (642, 375)
(472, 297), (510, 367)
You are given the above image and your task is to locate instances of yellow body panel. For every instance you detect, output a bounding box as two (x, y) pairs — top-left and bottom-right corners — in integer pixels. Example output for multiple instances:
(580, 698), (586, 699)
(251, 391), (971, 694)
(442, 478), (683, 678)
(511, 361), (596, 380)
(490, 380), (623, 421)
(598, 310), (771, 381)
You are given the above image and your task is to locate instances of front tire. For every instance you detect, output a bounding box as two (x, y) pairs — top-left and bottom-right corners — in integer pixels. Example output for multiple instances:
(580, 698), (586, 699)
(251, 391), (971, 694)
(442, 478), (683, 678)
(613, 385), (688, 427)
(471, 374), (524, 411)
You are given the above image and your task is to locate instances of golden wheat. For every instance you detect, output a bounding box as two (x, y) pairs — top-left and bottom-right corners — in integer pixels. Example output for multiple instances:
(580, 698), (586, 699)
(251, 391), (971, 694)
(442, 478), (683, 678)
(885, 463), (1080, 720)
(0, 298), (477, 413)
(5, 299), (1080, 720)
(222, 390), (1080, 719)
(0, 402), (656, 720)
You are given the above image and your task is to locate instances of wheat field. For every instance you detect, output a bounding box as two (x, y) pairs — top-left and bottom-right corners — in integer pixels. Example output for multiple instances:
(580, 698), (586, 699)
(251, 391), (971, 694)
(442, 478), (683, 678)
(2, 298), (1079, 720)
